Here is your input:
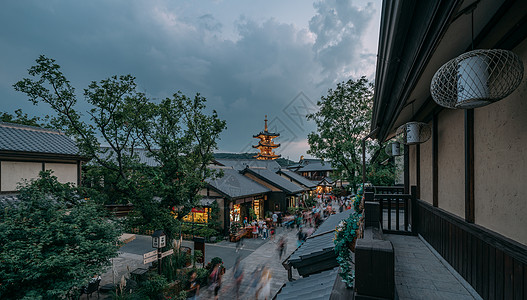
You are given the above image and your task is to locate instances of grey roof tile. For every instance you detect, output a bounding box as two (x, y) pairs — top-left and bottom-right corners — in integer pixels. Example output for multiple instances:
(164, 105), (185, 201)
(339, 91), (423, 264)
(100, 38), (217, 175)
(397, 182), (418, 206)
(0, 122), (79, 156)
(215, 159), (281, 172)
(207, 167), (270, 198)
(296, 159), (334, 172)
(278, 169), (317, 188)
(289, 209), (354, 263)
(243, 167), (305, 194)
(275, 267), (339, 300)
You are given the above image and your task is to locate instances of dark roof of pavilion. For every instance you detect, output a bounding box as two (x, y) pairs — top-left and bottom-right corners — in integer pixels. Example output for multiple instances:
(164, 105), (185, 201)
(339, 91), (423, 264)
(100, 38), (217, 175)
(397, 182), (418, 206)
(277, 168), (317, 189)
(292, 159), (334, 172)
(0, 122), (81, 158)
(215, 158), (281, 172)
(253, 130), (280, 138)
(288, 209), (353, 264)
(275, 267), (339, 300)
(242, 167), (304, 194)
(206, 167), (270, 199)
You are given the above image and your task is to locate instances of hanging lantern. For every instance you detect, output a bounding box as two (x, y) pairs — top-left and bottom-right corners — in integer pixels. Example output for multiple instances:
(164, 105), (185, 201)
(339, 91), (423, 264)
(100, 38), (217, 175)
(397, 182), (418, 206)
(396, 122), (431, 145)
(431, 49), (524, 109)
(385, 141), (401, 156)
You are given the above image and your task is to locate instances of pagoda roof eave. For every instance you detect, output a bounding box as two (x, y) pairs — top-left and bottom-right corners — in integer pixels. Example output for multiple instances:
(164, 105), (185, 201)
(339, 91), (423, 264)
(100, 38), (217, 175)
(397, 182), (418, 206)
(253, 142), (280, 148)
(254, 153), (281, 159)
(253, 131), (280, 138)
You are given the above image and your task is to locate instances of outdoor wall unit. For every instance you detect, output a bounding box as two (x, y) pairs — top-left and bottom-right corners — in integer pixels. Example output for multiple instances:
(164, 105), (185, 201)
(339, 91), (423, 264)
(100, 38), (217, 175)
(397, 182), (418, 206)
(430, 49), (524, 109)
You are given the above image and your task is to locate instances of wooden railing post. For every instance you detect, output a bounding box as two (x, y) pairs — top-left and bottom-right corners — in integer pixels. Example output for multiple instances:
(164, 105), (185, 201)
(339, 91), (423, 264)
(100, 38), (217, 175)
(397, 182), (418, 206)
(411, 185), (418, 235)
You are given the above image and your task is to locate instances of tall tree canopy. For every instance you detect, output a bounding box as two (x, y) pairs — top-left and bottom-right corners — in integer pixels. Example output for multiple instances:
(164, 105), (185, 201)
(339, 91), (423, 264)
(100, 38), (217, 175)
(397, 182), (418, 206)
(0, 108), (48, 127)
(0, 171), (121, 299)
(14, 55), (226, 237)
(307, 77), (393, 189)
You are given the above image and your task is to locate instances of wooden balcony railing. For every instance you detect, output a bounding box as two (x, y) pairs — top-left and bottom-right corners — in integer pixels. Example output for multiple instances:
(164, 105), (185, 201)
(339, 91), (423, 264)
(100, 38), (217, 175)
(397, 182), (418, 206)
(373, 186), (416, 235)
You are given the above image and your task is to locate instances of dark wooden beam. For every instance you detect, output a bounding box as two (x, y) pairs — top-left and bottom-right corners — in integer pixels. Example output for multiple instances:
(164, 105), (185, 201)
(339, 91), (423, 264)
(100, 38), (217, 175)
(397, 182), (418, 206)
(404, 144), (410, 194)
(465, 109), (475, 223)
(416, 144), (421, 199)
(433, 114), (438, 207)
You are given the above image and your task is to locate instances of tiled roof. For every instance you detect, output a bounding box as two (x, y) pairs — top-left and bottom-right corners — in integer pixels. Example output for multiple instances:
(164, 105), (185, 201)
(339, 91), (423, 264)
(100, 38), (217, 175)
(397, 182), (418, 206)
(94, 147), (160, 167)
(207, 167), (270, 199)
(315, 209), (353, 233)
(289, 209), (353, 263)
(242, 167), (304, 194)
(297, 160), (333, 172)
(0, 122), (80, 156)
(215, 159), (281, 172)
(275, 267), (339, 300)
(278, 169), (317, 188)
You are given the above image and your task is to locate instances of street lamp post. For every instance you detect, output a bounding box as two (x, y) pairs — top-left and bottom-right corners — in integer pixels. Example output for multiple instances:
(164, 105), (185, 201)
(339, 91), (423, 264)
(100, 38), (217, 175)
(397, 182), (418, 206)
(152, 230), (166, 275)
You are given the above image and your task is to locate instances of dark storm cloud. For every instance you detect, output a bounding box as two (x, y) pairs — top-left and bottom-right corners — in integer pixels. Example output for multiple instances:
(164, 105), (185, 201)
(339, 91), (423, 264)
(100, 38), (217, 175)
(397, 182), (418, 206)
(0, 0), (378, 158)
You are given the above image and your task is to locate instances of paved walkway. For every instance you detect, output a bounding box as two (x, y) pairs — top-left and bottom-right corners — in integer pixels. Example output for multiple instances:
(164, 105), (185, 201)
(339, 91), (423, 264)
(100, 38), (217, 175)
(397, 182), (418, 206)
(200, 227), (300, 299)
(386, 234), (481, 300)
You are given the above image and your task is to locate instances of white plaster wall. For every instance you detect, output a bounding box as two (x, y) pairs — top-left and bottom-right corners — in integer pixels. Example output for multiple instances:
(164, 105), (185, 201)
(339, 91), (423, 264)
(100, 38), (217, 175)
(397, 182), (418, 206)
(1, 161), (41, 191)
(420, 123), (433, 204)
(473, 39), (527, 246)
(45, 163), (77, 186)
(437, 109), (465, 218)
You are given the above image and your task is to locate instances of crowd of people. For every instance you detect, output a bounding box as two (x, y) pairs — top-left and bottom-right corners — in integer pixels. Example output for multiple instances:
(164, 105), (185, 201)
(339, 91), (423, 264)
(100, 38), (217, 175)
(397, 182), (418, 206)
(192, 192), (354, 299)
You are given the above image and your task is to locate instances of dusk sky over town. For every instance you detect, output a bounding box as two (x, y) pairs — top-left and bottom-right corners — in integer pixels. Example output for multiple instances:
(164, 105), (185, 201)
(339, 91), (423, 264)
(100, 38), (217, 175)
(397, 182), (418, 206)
(0, 0), (381, 160)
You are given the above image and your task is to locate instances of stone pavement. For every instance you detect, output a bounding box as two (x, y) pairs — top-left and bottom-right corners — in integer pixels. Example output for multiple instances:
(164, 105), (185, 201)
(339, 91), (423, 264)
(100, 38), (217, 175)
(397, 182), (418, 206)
(386, 234), (482, 300)
(199, 226), (301, 299)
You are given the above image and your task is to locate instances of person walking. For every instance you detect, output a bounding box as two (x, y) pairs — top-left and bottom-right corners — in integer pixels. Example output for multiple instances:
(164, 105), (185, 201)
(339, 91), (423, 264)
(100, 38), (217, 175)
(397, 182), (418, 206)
(277, 236), (287, 260)
(232, 257), (244, 300)
(257, 266), (272, 300)
(262, 223), (268, 240)
(209, 263), (224, 300)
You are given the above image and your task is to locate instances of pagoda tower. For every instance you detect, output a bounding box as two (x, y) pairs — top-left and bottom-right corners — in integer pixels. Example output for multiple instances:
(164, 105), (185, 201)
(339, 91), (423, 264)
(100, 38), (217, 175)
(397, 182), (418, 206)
(253, 115), (281, 160)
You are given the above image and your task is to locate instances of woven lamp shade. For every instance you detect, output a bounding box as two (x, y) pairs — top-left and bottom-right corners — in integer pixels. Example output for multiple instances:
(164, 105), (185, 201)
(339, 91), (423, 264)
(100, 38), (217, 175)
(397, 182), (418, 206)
(396, 122), (431, 145)
(385, 141), (401, 156)
(430, 49), (523, 109)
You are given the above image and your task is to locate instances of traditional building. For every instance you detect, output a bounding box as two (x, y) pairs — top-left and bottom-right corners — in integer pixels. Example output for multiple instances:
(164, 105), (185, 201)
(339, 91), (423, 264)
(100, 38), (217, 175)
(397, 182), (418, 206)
(371, 0), (527, 297)
(0, 122), (84, 193)
(253, 115), (281, 160)
(241, 166), (305, 212)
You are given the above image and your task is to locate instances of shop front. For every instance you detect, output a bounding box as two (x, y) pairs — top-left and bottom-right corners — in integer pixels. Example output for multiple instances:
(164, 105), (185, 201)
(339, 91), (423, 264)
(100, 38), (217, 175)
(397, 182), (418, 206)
(229, 194), (268, 225)
(181, 207), (211, 224)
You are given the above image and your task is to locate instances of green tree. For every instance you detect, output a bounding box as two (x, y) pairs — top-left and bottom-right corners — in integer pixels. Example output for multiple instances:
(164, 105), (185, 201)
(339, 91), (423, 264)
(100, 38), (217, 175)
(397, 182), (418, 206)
(307, 77), (388, 189)
(0, 108), (49, 127)
(14, 55), (152, 205)
(0, 171), (121, 299)
(139, 93), (226, 224)
(14, 55), (226, 240)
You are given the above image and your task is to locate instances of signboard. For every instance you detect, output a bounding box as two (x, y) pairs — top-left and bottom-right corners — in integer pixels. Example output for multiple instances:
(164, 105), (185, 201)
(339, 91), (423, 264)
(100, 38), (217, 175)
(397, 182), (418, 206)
(161, 249), (174, 258)
(143, 256), (158, 264)
(143, 250), (157, 259)
(191, 208), (205, 213)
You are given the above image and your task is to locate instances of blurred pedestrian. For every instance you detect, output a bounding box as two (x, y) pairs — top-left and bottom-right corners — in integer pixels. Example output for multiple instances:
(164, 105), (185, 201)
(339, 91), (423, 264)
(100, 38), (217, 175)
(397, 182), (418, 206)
(186, 271), (200, 300)
(277, 236), (287, 260)
(209, 262), (224, 300)
(232, 257), (244, 300)
(257, 266), (272, 300)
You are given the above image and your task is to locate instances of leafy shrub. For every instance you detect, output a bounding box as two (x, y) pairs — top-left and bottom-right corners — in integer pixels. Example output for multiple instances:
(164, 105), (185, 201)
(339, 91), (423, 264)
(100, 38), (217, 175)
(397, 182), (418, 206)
(136, 274), (168, 299)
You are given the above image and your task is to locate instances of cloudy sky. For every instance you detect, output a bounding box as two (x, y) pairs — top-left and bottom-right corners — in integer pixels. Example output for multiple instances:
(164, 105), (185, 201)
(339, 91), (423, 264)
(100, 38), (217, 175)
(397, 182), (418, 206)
(0, 0), (381, 161)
